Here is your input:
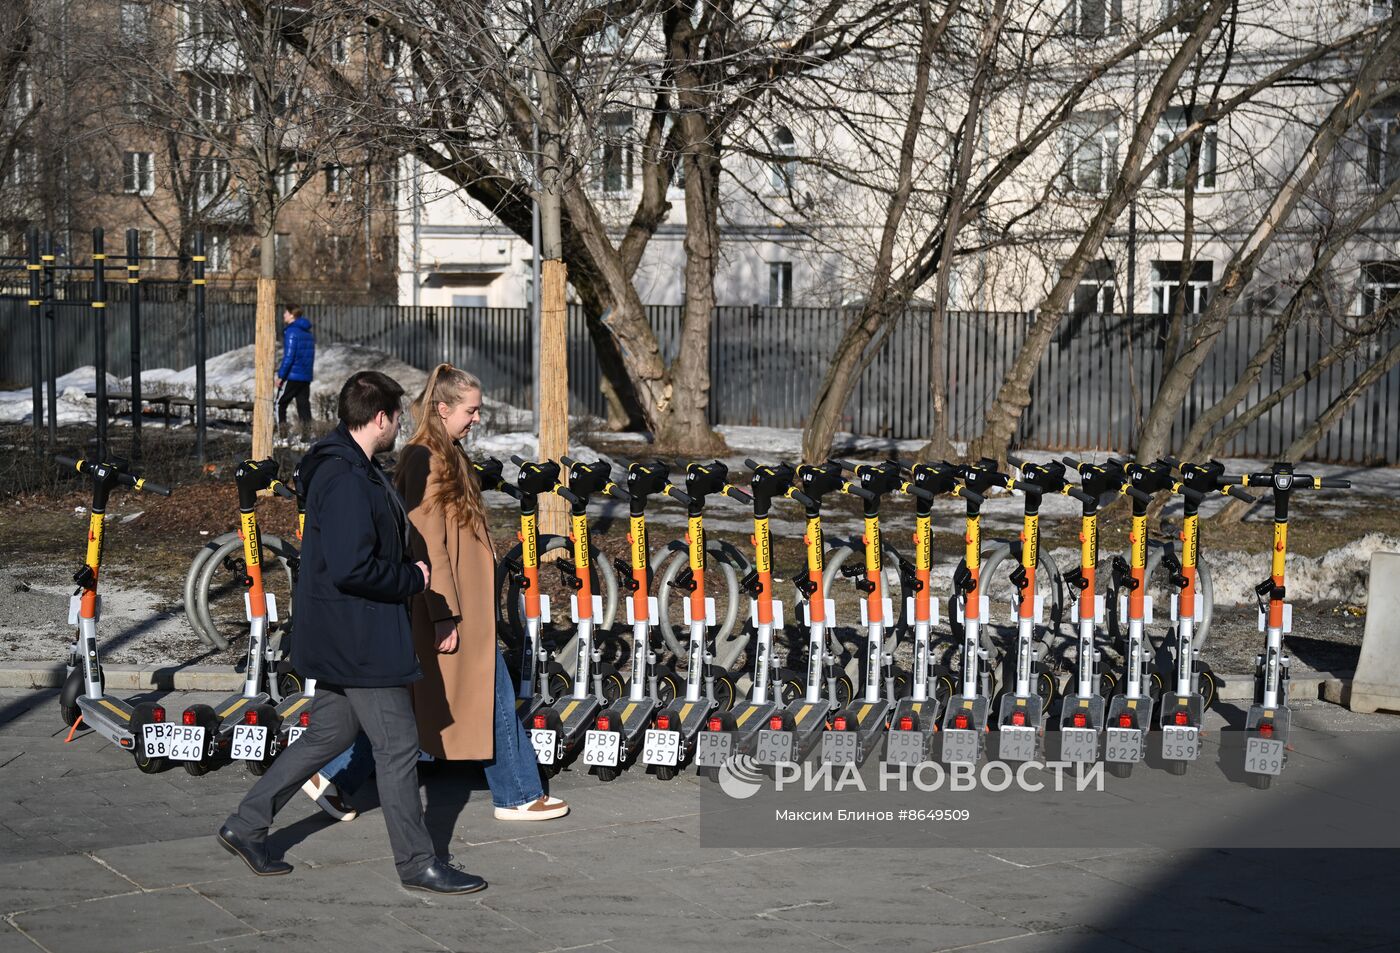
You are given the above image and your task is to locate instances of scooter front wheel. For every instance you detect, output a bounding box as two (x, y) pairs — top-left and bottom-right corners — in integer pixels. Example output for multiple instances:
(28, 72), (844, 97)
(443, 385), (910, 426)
(654, 667), (683, 707)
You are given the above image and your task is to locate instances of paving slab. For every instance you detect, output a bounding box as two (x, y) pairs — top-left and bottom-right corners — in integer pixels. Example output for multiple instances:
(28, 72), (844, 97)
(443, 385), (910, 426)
(11, 886), (253, 953)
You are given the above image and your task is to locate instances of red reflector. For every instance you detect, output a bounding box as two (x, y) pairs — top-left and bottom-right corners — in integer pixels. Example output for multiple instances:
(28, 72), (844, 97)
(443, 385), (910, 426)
(532, 713), (549, 730)
(832, 715), (849, 731)
(298, 711), (310, 727)
(707, 716), (724, 732)
(953, 713), (970, 730)
(151, 706), (165, 723)
(769, 715), (785, 730)
(182, 710), (197, 726)
(1117, 713), (1134, 728)
(898, 715), (915, 731)
(1071, 712), (1088, 728)
(596, 714), (611, 732)
(1173, 710), (1190, 726)
(1011, 710), (1027, 727)
(1258, 722), (1274, 738)
(655, 713), (672, 730)
(243, 709), (259, 726)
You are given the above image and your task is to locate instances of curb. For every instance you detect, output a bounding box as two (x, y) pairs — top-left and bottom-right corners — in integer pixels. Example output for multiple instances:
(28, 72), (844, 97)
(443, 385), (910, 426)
(0, 663), (244, 691)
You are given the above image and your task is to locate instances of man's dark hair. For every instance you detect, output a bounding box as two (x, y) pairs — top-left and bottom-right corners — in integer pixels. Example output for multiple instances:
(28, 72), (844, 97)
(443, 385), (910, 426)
(339, 371), (404, 429)
(285, 305), (303, 318)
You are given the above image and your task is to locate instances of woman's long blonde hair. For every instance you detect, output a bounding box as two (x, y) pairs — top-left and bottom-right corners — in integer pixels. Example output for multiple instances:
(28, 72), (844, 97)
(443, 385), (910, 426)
(408, 364), (487, 534)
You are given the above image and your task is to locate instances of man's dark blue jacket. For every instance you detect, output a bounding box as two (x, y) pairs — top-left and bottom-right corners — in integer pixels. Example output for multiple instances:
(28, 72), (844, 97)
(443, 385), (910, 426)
(277, 316), (315, 382)
(291, 425), (425, 687)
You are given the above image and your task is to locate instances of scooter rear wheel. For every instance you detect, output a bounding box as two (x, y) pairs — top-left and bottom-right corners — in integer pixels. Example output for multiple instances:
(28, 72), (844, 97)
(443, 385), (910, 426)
(184, 758), (212, 776)
(1248, 772), (1273, 789)
(653, 763), (680, 781)
(133, 750), (168, 774)
(1166, 758), (1187, 776)
(595, 763), (622, 782)
(1107, 761), (1133, 778)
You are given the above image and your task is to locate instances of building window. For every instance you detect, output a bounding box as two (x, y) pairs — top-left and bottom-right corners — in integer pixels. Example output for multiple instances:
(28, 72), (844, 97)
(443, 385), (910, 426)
(600, 112), (634, 194)
(123, 151), (155, 195)
(192, 79), (233, 126)
(1152, 260), (1213, 315)
(276, 158), (297, 198)
(1364, 112), (1398, 188)
(1071, 260), (1116, 314)
(330, 35), (348, 64)
(1360, 261), (1400, 315)
(137, 229), (156, 259)
(1367, 0), (1394, 18)
(8, 70), (31, 113)
(1161, 0), (1198, 32)
(3, 146), (35, 188)
(769, 261), (793, 307)
(120, 1), (150, 43)
(324, 163), (345, 195)
(1155, 106), (1217, 189)
(126, 79), (154, 119)
(770, 126), (797, 192)
(379, 35), (399, 68)
(206, 233), (230, 272)
(1067, 0), (1120, 36)
(196, 157), (229, 204)
(1064, 112), (1117, 193)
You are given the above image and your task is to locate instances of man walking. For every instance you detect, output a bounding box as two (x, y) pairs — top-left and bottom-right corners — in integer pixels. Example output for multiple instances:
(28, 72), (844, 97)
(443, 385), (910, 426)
(217, 370), (486, 895)
(276, 305), (315, 440)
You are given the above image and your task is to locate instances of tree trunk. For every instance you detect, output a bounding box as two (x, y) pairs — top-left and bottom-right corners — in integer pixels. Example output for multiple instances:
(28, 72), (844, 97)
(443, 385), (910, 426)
(252, 215), (276, 461)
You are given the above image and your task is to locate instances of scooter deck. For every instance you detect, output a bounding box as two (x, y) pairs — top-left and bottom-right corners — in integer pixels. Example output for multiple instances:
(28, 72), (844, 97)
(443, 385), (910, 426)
(212, 692), (272, 733)
(757, 697), (834, 764)
(885, 697), (939, 765)
(823, 699), (892, 767)
(728, 699), (781, 754)
(76, 694), (136, 748)
(581, 696), (658, 771)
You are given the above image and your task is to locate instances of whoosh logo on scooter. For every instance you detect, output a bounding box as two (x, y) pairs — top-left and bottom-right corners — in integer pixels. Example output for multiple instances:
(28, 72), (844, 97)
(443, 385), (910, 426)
(521, 513), (538, 567)
(240, 512), (260, 567)
(755, 519), (771, 574)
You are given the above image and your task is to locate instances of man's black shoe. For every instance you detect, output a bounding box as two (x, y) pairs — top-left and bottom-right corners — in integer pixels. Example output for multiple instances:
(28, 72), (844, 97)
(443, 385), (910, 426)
(217, 825), (293, 876)
(400, 860), (487, 895)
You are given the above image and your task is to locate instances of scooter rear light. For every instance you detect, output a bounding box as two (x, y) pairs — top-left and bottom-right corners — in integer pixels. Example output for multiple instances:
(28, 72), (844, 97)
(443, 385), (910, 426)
(769, 715), (785, 730)
(1071, 712), (1088, 729)
(655, 713), (672, 730)
(298, 711), (310, 727)
(182, 710), (197, 726)
(1258, 722), (1274, 738)
(898, 715), (915, 731)
(243, 710), (259, 726)
(707, 716), (724, 732)
(596, 714), (611, 732)
(1010, 710), (1027, 727)
(832, 715), (849, 731)
(953, 713), (970, 730)
(1117, 713), (1134, 729)
(1173, 710), (1190, 726)
(532, 713), (549, 730)
(151, 706), (165, 723)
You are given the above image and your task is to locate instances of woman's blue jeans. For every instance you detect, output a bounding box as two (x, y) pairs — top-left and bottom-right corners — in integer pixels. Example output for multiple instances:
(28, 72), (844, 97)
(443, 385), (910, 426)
(320, 650), (544, 810)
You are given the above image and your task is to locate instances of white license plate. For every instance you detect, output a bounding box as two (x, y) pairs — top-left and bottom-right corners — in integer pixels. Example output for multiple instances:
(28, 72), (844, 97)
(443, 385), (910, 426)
(1059, 727), (1099, 763)
(582, 730), (620, 766)
(884, 729), (928, 765)
(1105, 727), (1143, 763)
(941, 729), (979, 765)
(693, 731), (733, 768)
(1245, 737), (1284, 775)
(754, 729), (795, 765)
(144, 723), (205, 761)
(821, 730), (859, 765)
(231, 724), (268, 761)
(284, 726), (305, 746)
(1161, 725), (1200, 761)
(530, 728), (557, 765)
(997, 726), (1038, 763)
(642, 729), (680, 766)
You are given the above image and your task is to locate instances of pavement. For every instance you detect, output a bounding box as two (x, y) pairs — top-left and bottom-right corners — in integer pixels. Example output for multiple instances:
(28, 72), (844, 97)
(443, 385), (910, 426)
(3, 687), (1400, 953)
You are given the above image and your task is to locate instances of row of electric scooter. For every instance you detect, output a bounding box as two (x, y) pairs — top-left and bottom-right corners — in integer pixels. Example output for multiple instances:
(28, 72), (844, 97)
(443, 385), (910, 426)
(52, 451), (1346, 790)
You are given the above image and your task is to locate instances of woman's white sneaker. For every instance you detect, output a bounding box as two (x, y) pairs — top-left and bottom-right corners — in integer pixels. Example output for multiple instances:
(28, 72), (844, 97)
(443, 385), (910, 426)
(495, 796), (570, 821)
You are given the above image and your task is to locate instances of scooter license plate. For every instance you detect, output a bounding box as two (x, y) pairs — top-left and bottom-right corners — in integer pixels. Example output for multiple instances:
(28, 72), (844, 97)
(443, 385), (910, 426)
(941, 729), (979, 765)
(1245, 737), (1284, 776)
(144, 723), (204, 761)
(821, 730), (859, 765)
(642, 729), (680, 766)
(1105, 728), (1143, 763)
(693, 731), (733, 768)
(997, 726), (1038, 763)
(530, 728), (557, 765)
(231, 725), (268, 761)
(754, 729), (795, 765)
(1059, 728), (1099, 763)
(884, 729), (928, 765)
(284, 726), (305, 747)
(1161, 725), (1200, 761)
(582, 730), (620, 767)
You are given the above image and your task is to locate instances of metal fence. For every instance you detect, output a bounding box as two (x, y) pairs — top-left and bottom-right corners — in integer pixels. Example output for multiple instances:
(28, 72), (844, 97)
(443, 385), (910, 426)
(3, 296), (1397, 464)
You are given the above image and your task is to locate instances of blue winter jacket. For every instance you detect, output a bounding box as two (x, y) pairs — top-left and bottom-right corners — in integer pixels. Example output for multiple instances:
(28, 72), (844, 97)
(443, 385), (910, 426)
(277, 317), (315, 382)
(289, 426), (426, 688)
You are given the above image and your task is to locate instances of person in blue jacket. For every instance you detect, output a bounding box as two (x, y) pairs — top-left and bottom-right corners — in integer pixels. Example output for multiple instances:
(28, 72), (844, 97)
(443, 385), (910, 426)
(276, 306), (315, 439)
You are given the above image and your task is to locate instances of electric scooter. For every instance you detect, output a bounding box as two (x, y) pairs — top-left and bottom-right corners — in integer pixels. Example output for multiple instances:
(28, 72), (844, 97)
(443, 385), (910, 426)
(1103, 458), (1176, 777)
(940, 459), (1010, 765)
(885, 462), (983, 765)
(527, 457), (629, 775)
(56, 455), (174, 773)
(995, 459), (1093, 763)
(1057, 457), (1149, 764)
(658, 461), (752, 776)
(727, 461), (814, 763)
(1157, 461), (1253, 774)
(1238, 462), (1349, 788)
(584, 461), (690, 781)
(179, 459), (297, 776)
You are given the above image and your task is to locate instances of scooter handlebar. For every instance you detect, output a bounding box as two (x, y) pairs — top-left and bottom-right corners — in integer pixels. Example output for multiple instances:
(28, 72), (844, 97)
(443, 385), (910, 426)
(270, 480), (297, 500)
(905, 485), (936, 502)
(1318, 477), (1351, 489)
(842, 482), (877, 502)
(661, 484), (693, 507)
(723, 485), (753, 504)
(830, 458), (856, 472)
(957, 486), (986, 506)
(788, 488), (817, 509)
(131, 476), (172, 497)
(1226, 485), (1256, 503)
(1062, 456), (1082, 471)
(54, 454), (81, 472)
(1126, 486), (1154, 505)
(560, 455), (577, 469)
(602, 481), (630, 501)
(1067, 487), (1095, 505)
(509, 454), (527, 467)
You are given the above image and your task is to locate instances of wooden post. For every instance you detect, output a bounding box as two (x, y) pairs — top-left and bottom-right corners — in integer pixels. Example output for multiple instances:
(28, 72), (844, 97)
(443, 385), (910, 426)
(538, 257), (569, 537)
(252, 275), (277, 460)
